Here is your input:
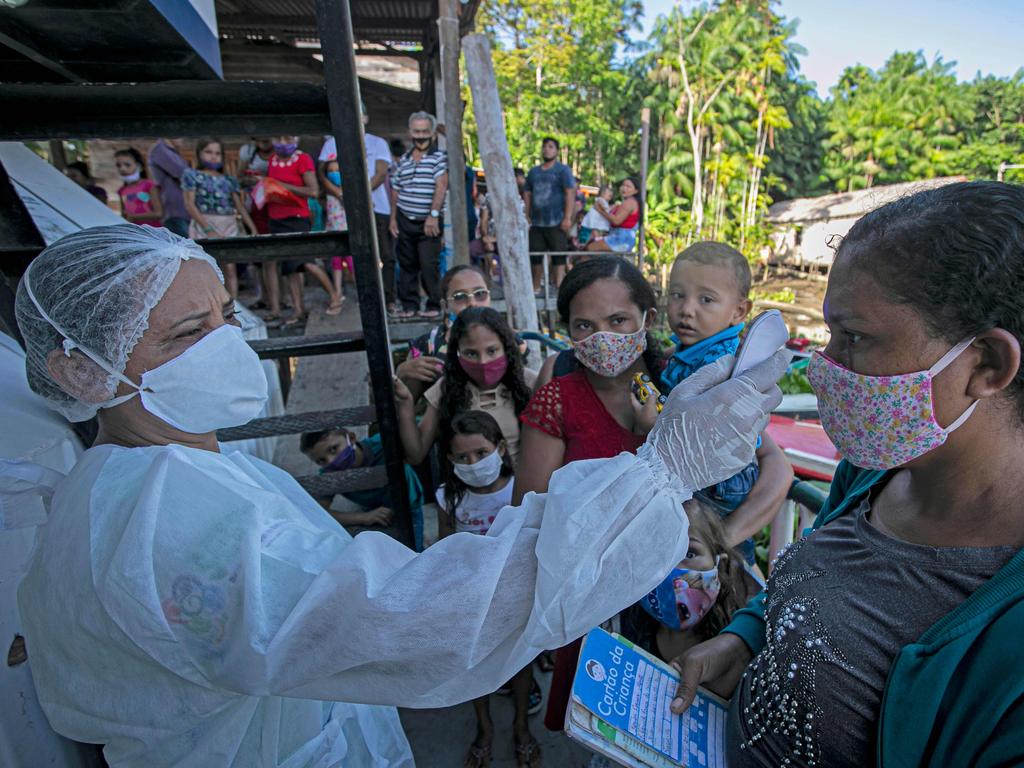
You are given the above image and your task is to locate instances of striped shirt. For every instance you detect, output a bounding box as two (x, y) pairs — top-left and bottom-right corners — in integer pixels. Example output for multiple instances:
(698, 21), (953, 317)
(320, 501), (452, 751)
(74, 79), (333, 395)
(390, 147), (447, 219)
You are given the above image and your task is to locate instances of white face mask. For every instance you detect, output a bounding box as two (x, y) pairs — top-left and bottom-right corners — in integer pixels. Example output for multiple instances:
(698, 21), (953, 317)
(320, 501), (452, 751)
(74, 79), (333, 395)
(120, 170), (142, 183)
(28, 285), (268, 434)
(453, 448), (503, 488)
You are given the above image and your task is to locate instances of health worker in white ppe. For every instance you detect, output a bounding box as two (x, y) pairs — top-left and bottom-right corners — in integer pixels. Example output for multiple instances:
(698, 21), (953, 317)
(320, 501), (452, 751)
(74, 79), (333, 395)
(6, 224), (788, 767)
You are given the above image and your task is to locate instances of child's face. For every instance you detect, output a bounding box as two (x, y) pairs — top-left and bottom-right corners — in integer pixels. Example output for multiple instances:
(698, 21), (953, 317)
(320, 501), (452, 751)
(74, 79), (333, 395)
(677, 516), (717, 572)
(199, 144), (222, 166)
(449, 431), (506, 465)
(305, 430), (356, 468)
(600, 188), (613, 202)
(568, 277), (653, 342)
(443, 270), (490, 317)
(458, 324), (505, 364)
(115, 155), (139, 176)
(667, 260), (751, 346)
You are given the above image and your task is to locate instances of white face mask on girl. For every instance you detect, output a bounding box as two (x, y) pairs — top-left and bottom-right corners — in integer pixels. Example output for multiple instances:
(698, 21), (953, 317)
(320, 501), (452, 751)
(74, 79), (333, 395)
(453, 448), (503, 487)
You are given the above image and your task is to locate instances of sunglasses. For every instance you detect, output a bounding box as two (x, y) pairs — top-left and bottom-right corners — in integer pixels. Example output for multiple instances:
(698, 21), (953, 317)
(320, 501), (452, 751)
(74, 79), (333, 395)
(447, 288), (491, 303)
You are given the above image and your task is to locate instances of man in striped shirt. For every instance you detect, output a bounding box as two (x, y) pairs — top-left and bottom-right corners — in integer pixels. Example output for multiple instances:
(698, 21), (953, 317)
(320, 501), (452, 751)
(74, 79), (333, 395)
(389, 111), (449, 319)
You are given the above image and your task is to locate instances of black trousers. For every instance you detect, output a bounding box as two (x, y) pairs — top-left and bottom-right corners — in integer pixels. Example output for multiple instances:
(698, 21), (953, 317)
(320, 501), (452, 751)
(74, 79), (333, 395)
(397, 213), (443, 311)
(375, 212), (397, 306)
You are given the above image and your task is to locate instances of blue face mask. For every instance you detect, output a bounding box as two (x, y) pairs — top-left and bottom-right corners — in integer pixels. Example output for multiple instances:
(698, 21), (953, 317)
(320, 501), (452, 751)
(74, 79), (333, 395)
(640, 560), (721, 630)
(199, 161), (223, 172)
(446, 311), (459, 325)
(326, 171), (342, 186)
(318, 440), (357, 474)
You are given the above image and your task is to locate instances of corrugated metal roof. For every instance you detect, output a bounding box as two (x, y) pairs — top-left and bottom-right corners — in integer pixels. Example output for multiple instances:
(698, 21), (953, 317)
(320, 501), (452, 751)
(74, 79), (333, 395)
(766, 177), (968, 224)
(216, 0), (478, 48)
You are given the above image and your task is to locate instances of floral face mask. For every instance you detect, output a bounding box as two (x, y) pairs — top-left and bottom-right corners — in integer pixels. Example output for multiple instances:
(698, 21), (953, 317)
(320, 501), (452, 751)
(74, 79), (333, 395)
(573, 326), (647, 378)
(806, 336), (977, 470)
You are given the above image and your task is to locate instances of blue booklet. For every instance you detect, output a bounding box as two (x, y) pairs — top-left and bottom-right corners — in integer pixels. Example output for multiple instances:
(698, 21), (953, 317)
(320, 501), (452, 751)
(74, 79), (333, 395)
(568, 628), (728, 768)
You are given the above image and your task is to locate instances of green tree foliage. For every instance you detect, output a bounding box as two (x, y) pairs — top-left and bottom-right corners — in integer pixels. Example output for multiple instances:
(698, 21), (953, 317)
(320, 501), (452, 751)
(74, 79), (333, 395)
(463, 0), (1024, 267)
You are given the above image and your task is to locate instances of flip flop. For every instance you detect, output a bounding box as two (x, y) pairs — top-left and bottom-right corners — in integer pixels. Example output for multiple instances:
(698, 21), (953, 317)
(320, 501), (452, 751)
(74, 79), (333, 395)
(283, 314), (307, 327)
(325, 298), (345, 316)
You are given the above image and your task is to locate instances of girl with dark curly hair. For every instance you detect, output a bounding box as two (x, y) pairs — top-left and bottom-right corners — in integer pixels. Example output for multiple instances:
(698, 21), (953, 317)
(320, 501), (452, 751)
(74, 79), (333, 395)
(394, 306), (536, 468)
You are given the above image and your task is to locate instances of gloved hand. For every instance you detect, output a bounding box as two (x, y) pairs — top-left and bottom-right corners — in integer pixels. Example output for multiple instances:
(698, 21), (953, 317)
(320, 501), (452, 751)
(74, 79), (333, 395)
(640, 349), (789, 493)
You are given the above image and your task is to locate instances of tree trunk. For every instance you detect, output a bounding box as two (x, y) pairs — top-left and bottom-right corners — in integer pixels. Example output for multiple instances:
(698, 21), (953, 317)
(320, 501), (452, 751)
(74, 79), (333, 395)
(464, 34), (540, 341)
(438, 0), (469, 266)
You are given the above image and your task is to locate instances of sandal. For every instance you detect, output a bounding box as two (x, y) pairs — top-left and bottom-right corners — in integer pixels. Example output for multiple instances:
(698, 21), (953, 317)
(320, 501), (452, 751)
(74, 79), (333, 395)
(417, 309), (441, 319)
(283, 313), (307, 327)
(514, 735), (542, 768)
(248, 300), (268, 311)
(464, 739), (492, 768)
(325, 297), (345, 316)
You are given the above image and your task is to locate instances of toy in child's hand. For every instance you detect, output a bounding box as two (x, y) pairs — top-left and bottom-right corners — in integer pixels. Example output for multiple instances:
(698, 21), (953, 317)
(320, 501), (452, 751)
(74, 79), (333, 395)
(731, 310), (791, 379)
(632, 373), (668, 413)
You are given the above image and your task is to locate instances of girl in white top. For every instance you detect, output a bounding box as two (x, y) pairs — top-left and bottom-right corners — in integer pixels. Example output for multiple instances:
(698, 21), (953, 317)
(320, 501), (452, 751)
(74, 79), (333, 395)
(435, 409), (536, 767)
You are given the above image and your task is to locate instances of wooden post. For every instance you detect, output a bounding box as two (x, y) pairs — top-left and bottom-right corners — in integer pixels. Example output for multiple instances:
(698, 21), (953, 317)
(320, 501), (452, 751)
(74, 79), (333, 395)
(638, 107), (651, 271)
(463, 34), (539, 339)
(438, 0), (469, 267)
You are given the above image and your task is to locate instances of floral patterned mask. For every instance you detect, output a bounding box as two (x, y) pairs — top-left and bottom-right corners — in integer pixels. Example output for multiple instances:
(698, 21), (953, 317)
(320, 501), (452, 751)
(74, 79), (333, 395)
(573, 326), (647, 377)
(806, 336), (977, 470)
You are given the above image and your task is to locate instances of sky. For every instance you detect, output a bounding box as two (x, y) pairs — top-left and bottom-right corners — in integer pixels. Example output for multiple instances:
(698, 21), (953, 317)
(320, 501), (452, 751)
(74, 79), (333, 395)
(639, 0), (1024, 97)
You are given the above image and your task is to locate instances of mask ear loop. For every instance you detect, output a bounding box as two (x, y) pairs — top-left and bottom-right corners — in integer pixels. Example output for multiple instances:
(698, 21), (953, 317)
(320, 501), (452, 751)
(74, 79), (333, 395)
(22, 263), (142, 408)
(928, 335), (979, 433)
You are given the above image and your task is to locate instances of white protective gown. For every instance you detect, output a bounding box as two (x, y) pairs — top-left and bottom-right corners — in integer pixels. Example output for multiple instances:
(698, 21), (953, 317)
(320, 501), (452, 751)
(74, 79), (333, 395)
(17, 441), (690, 767)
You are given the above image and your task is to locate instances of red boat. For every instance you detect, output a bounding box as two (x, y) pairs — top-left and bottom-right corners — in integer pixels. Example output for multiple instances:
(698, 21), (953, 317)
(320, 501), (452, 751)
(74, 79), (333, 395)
(766, 414), (840, 482)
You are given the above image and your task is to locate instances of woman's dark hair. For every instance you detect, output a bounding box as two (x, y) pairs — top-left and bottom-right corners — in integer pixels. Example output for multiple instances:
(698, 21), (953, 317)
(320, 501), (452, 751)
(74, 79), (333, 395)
(557, 255), (662, 374)
(114, 148), (148, 179)
(439, 306), (531, 447)
(622, 175), (643, 222)
(440, 410), (514, 523)
(440, 264), (487, 300)
(195, 137), (223, 164)
(840, 181), (1024, 421)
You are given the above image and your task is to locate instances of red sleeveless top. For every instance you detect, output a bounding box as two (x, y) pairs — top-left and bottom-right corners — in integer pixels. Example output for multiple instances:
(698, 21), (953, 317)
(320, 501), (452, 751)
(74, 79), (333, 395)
(519, 370), (644, 463)
(610, 200), (640, 230)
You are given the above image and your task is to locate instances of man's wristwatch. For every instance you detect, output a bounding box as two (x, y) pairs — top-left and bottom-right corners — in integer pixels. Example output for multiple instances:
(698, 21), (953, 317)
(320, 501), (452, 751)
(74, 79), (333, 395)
(429, 209), (440, 218)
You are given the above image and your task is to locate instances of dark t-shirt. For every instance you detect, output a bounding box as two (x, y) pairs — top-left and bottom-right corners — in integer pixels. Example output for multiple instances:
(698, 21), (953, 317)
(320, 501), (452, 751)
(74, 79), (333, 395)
(726, 496), (1016, 768)
(525, 162), (575, 228)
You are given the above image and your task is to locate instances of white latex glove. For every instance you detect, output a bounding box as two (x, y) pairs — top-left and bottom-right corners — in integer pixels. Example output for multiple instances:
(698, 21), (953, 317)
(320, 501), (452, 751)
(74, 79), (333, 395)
(638, 349), (790, 494)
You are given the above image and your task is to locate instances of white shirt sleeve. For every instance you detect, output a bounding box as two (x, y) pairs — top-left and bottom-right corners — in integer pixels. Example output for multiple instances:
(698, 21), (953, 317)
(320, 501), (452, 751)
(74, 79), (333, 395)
(318, 137), (337, 163)
(97, 446), (690, 708)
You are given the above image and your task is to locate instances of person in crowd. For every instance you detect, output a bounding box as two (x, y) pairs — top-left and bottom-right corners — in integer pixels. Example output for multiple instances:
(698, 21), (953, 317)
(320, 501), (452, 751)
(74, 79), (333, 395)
(114, 148), (163, 227)
(395, 306), (536, 468)
(437, 410), (542, 767)
(182, 138), (256, 301)
(65, 160), (108, 204)
(397, 265), (493, 400)
(9, 222), (785, 767)
(524, 138), (575, 292)
(318, 153), (353, 305)
(517, 256), (791, 732)
(672, 181), (1024, 767)
(585, 177), (642, 254)
(579, 184), (614, 246)
(300, 426), (425, 551)
(318, 102), (397, 312)
(389, 111), (448, 319)
(477, 191), (498, 280)
(265, 135), (342, 325)
(514, 167), (527, 201)
(236, 137), (274, 312)
(147, 138), (192, 236)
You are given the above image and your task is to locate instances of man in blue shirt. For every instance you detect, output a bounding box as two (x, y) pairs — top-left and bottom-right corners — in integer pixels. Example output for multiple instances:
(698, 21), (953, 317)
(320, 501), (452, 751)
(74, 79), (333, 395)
(524, 137), (575, 291)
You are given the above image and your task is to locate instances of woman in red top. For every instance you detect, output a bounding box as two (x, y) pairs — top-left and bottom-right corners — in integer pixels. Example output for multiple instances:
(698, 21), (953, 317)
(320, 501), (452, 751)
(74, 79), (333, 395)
(264, 135), (342, 326)
(585, 176), (641, 253)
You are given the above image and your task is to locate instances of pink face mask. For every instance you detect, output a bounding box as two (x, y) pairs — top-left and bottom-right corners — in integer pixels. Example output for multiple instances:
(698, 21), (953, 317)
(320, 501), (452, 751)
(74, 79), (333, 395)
(459, 354), (508, 388)
(573, 326), (647, 377)
(806, 336), (977, 470)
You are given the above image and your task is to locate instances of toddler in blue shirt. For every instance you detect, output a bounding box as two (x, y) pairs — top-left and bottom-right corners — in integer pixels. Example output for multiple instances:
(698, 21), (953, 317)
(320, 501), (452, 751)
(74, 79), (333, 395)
(660, 241), (760, 562)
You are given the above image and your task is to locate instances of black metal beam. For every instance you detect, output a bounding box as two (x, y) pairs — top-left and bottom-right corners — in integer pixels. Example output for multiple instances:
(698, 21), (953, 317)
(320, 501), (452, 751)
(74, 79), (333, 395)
(197, 231), (350, 263)
(248, 331), (365, 360)
(296, 465), (390, 496)
(315, 0), (412, 548)
(0, 81), (351, 140)
(217, 406), (377, 442)
(0, 158), (45, 281)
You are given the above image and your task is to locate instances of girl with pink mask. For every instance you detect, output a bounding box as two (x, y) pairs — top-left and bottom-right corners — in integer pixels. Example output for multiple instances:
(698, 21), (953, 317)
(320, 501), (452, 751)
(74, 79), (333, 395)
(394, 306), (537, 469)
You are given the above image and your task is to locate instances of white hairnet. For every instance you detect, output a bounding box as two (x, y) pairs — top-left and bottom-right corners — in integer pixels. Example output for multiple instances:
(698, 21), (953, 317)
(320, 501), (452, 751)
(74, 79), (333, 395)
(15, 224), (222, 422)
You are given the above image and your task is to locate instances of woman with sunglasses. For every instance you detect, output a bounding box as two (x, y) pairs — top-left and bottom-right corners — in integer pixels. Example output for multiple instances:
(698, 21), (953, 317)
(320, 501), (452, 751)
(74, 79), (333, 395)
(397, 265), (496, 401)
